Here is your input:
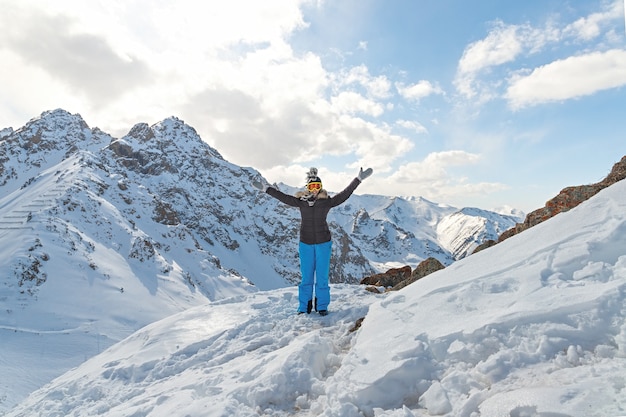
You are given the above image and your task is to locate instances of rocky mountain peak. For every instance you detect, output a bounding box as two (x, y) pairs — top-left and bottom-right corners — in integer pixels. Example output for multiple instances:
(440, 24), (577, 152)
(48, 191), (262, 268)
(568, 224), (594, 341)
(126, 122), (155, 142)
(0, 109), (111, 188)
(107, 116), (225, 177)
(20, 109), (92, 143)
(1, 127), (14, 138)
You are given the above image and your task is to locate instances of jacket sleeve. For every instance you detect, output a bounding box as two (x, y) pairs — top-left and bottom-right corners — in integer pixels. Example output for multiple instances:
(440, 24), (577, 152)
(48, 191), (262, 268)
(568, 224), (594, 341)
(329, 178), (361, 207)
(266, 186), (302, 207)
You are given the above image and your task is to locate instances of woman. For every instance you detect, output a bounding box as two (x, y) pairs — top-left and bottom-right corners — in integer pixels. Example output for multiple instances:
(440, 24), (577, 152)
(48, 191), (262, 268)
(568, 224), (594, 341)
(253, 167), (373, 315)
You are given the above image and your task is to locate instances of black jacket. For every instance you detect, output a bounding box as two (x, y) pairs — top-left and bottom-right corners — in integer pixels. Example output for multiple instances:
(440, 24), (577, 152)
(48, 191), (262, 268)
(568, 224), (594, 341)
(266, 178), (361, 245)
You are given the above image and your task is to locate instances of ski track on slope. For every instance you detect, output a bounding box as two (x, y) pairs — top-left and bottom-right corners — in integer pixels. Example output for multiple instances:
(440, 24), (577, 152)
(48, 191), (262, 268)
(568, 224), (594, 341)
(6, 286), (381, 417)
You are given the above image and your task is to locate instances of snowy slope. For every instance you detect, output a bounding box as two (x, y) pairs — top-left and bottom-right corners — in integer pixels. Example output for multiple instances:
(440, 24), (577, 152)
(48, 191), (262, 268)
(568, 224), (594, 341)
(0, 111), (259, 412)
(7, 179), (626, 417)
(0, 109), (520, 412)
(0, 152), (255, 413)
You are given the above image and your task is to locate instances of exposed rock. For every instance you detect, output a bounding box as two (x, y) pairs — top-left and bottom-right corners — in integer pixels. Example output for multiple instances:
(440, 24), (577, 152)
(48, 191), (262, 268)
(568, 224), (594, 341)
(472, 239), (497, 254)
(349, 317), (365, 333)
(360, 257), (446, 292)
(153, 199), (181, 225)
(126, 122), (155, 142)
(360, 265), (412, 287)
(392, 257), (445, 291)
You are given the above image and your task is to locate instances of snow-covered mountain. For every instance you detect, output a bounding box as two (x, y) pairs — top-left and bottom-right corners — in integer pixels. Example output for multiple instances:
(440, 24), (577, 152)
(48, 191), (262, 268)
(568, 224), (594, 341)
(0, 109), (520, 412)
(436, 207), (516, 259)
(6, 158), (626, 417)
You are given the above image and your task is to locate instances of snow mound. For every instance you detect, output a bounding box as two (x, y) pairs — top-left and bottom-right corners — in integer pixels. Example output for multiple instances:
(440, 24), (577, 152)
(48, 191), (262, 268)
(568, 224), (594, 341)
(6, 286), (380, 417)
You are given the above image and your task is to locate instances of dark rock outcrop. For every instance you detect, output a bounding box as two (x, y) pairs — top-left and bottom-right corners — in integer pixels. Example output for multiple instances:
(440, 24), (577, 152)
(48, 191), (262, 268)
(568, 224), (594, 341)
(361, 257), (445, 292)
(392, 257), (445, 291)
(360, 265), (412, 288)
(472, 239), (497, 255)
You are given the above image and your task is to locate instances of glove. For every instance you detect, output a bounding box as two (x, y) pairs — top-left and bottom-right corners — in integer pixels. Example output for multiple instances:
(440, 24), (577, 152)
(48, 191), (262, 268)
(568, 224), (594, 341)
(252, 180), (268, 192)
(357, 167), (373, 182)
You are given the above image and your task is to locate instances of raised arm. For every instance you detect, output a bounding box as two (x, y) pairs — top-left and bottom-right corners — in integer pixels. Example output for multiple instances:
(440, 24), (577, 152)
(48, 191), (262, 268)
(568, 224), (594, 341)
(265, 186), (302, 207)
(330, 167), (373, 207)
(252, 179), (302, 207)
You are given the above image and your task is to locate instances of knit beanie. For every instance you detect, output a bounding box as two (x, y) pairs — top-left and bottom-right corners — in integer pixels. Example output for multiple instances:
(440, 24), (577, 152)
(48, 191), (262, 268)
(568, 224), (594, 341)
(306, 167), (322, 186)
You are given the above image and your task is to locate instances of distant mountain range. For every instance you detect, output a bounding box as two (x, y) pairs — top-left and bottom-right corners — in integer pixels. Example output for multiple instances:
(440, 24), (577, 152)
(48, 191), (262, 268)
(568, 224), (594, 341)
(1, 109), (522, 288)
(0, 109), (521, 411)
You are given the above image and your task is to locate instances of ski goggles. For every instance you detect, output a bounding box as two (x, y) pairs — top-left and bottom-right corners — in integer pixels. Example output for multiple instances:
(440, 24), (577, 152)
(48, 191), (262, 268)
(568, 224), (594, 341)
(307, 182), (322, 191)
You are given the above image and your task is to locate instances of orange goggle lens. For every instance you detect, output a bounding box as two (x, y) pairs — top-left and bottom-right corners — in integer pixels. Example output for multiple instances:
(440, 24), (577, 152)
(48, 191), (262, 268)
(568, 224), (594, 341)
(307, 182), (322, 191)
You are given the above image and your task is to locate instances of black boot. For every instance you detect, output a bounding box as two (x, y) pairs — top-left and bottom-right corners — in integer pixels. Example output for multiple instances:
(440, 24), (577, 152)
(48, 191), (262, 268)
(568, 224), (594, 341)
(307, 299), (313, 314)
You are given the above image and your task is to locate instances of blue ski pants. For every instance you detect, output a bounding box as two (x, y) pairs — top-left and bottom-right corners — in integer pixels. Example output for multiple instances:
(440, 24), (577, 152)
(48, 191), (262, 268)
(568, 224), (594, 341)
(298, 240), (332, 312)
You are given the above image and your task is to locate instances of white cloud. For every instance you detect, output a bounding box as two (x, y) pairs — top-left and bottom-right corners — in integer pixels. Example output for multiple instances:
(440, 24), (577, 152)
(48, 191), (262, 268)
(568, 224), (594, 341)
(393, 151), (481, 182)
(0, 0), (409, 172)
(358, 150), (506, 203)
(396, 120), (428, 135)
(0, 3), (152, 109)
(458, 23), (523, 76)
(396, 80), (444, 102)
(335, 65), (392, 99)
(331, 92), (384, 117)
(563, 0), (624, 40)
(329, 117), (414, 172)
(455, 22), (524, 98)
(506, 49), (626, 109)
(454, 0), (624, 102)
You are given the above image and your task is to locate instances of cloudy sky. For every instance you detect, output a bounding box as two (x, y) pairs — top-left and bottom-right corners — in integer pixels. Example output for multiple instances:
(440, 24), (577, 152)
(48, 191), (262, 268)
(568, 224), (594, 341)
(1, 0), (625, 213)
